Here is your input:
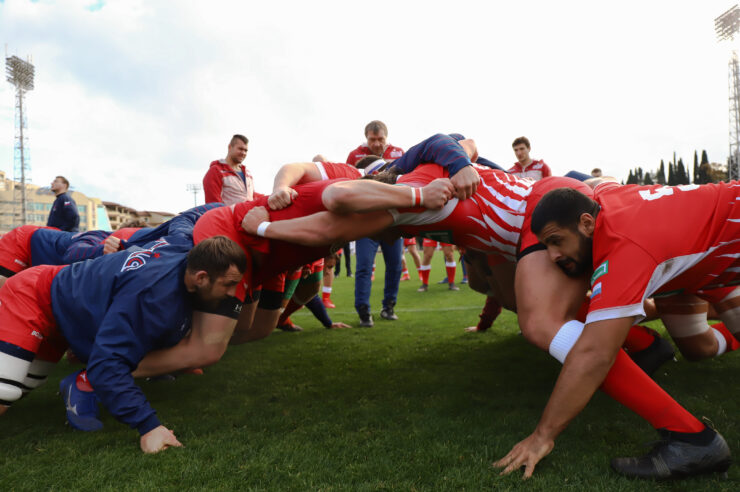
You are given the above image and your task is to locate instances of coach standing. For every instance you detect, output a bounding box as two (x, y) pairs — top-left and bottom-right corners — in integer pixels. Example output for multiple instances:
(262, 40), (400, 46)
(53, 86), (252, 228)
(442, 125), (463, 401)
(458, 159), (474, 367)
(347, 120), (404, 327)
(47, 176), (79, 232)
(203, 134), (255, 205)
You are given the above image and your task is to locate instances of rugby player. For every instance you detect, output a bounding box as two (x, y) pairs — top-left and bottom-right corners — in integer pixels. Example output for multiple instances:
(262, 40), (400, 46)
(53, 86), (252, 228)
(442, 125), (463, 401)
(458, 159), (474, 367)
(243, 133), (728, 480)
(494, 181), (738, 479)
(0, 235), (247, 453)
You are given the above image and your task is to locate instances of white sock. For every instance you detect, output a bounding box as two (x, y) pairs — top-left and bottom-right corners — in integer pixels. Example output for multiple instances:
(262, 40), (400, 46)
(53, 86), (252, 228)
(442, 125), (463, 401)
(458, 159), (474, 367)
(712, 328), (728, 356)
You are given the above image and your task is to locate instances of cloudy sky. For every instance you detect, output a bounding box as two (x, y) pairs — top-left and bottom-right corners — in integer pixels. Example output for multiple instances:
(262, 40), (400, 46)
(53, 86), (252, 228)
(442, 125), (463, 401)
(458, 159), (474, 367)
(0, 0), (737, 212)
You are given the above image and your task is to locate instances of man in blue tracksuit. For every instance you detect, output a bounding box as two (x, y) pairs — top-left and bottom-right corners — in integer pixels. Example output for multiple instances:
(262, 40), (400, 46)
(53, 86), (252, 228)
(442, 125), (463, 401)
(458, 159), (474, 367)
(47, 176), (80, 232)
(0, 235), (247, 453)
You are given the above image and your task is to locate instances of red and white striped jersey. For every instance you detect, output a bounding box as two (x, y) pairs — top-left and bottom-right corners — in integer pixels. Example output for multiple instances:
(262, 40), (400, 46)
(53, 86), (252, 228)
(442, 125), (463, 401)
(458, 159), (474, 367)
(390, 164), (532, 261)
(507, 160), (552, 181)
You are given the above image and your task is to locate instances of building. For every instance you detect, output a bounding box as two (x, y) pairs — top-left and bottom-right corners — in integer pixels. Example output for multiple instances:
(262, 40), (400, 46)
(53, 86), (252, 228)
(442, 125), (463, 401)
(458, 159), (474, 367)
(0, 170), (108, 234)
(0, 171), (175, 235)
(102, 202), (176, 229)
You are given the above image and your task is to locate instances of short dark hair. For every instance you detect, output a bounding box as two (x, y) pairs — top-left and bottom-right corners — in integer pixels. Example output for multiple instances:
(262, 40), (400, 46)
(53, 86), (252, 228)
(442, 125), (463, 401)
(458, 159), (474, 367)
(117, 218), (148, 229)
(512, 136), (530, 149)
(531, 188), (599, 235)
(230, 134), (248, 146)
(364, 120), (388, 137)
(56, 176), (70, 188)
(354, 155), (383, 169)
(590, 168), (602, 177)
(187, 236), (248, 280)
(361, 167), (402, 184)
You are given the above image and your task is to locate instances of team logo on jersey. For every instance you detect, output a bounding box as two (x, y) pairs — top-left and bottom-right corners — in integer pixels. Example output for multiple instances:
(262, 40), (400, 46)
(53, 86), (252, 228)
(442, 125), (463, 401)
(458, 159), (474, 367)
(120, 238), (169, 272)
(591, 282), (602, 299)
(591, 260), (608, 286)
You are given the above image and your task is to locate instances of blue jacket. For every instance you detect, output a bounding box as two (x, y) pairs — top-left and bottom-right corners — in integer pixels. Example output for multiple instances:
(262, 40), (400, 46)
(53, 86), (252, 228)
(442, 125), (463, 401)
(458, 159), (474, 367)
(61, 203), (223, 264)
(47, 192), (80, 232)
(51, 235), (195, 435)
(390, 133), (503, 175)
(30, 229), (74, 266)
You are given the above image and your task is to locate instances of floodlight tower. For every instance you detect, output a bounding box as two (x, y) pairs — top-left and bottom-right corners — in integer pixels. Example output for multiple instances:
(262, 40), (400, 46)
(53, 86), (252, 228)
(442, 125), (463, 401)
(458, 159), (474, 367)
(5, 54), (35, 226)
(186, 183), (202, 206)
(715, 5), (740, 181)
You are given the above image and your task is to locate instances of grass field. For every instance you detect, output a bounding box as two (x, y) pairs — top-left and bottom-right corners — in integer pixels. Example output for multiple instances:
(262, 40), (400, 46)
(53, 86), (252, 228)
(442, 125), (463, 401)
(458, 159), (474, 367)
(1, 253), (738, 491)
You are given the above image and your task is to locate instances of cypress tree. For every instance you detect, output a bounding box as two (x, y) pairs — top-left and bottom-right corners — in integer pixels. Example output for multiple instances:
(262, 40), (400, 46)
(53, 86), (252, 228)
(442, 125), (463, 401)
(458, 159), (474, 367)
(643, 172), (654, 185)
(657, 160), (666, 184)
(668, 162), (677, 185)
(677, 158), (688, 184)
(693, 151), (699, 184)
(626, 169), (637, 184)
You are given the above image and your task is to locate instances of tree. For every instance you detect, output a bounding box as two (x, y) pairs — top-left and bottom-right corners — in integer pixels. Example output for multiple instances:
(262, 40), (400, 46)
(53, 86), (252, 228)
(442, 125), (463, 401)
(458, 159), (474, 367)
(626, 169), (637, 184)
(676, 158), (689, 184)
(693, 151), (699, 184)
(643, 172), (654, 185)
(701, 150), (709, 166)
(656, 160), (666, 185)
(668, 162), (677, 185)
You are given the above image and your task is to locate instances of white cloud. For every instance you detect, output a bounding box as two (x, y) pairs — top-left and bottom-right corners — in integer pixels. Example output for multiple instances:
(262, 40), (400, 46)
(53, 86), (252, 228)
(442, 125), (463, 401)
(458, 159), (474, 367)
(1, 0), (737, 213)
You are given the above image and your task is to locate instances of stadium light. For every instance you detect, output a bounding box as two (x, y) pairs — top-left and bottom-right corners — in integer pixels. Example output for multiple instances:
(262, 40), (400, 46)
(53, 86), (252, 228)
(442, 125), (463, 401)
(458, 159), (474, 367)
(715, 5), (740, 42)
(6, 54), (35, 226)
(6, 55), (35, 91)
(186, 183), (202, 206)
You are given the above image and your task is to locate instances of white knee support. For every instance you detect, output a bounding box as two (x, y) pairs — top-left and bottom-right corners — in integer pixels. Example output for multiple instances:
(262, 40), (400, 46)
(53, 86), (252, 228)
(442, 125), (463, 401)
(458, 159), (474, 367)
(661, 313), (710, 339)
(0, 351), (32, 404)
(22, 358), (56, 392)
(548, 320), (585, 364)
(712, 328), (728, 356)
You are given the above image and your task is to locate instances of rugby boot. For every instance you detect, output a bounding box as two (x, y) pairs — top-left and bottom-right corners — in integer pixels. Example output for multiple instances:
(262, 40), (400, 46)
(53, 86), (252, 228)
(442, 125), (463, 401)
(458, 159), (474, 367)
(277, 317), (303, 332)
(437, 277), (449, 284)
(60, 370), (103, 432)
(628, 330), (675, 377)
(611, 427), (732, 479)
(417, 284), (429, 292)
(448, 283), (460, 291)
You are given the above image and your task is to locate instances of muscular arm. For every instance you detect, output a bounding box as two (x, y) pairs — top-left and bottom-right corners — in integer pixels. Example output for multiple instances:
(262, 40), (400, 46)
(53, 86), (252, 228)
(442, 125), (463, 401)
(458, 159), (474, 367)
(246, 209), (395, 247)
(132, 311), (239, 377)
(269, 162), (324, 210)
(321, 178), (454, 214)
(495, 316), (632, 478)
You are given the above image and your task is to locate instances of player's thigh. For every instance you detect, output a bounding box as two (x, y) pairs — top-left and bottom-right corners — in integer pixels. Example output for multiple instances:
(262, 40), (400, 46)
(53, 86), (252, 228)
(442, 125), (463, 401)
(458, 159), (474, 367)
(487, 262), (517, 312)
(515, 250), (588, 350)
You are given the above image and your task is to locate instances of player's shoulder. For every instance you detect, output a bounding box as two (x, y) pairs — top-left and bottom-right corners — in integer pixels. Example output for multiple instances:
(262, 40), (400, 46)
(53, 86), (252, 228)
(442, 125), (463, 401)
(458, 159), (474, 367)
(385, 145), (404, 159)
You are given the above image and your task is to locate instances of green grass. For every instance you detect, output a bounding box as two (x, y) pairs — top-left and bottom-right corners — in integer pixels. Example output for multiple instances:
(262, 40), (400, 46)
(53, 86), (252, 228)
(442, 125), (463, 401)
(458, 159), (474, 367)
(1, 253), (738, 490)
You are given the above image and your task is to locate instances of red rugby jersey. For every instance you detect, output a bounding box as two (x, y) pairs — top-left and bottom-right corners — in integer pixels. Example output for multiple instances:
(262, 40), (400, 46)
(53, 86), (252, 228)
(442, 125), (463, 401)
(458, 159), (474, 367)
(586, 181), (740, 324)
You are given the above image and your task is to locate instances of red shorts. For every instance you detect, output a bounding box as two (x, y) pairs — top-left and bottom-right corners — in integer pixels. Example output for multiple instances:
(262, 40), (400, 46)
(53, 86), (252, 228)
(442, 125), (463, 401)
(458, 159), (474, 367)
(403, 238), (416, 247)
(0, 225), (48, 276)
(422, 239), (452, 249)
(519, 177), (594, 257)
(0, 265), (68, 362)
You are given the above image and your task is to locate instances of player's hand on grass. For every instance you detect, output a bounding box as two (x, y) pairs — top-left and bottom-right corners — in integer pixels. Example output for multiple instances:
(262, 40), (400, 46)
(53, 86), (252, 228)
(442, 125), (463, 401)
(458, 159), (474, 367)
(330, 322), (351, 329)
(103, 236), (121, 254)
(421, 179), (456, 209)
(492, 431), (554, 480)
(268, 186), (298, 210)
(450, 165), (480, 200)
(241, 206), (270, 235)
(140, 425), (183, 454)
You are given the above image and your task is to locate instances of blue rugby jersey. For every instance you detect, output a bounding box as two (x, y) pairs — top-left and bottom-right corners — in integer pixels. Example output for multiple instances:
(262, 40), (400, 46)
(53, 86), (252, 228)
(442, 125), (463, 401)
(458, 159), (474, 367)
(29, 229), (75, 266)
(390, 133), (503, 175)
(51, 235), (194, 435)
(47, 192), (80, 232)
(61, 203), (225, 264)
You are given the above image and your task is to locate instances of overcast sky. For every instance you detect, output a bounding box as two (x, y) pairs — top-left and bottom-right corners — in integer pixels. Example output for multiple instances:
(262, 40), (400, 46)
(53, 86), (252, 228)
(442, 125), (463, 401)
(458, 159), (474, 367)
(1, 0), (738, 212)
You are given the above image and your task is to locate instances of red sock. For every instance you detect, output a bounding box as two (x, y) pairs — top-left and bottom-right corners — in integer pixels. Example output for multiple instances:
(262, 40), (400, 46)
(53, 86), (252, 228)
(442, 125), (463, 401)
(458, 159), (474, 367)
(476, 296), (502, 331)
(622, 325), (657, 353)
(322, 291), (331, 302)
(600, 349), (704, 433)
(76, 370), (94, 392)
(420, 267), (431, 285)
(278, 300), (303, 326)
(711, 322), (740, 352)
(445, 262), (456, 284)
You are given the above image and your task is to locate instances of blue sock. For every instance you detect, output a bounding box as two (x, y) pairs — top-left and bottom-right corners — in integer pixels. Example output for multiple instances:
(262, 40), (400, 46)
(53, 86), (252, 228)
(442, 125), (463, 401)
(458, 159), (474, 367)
(306, 295), (332, 328)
